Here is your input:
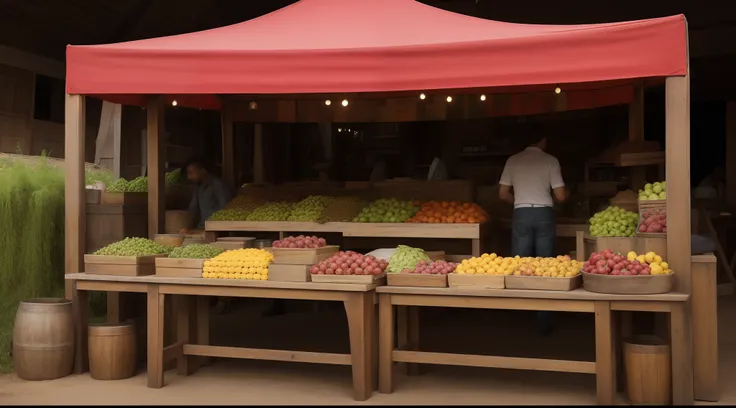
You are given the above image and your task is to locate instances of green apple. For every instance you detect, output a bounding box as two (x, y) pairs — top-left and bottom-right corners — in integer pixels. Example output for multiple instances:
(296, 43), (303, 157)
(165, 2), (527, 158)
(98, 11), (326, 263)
(644, 188), (653, 196)
(653, 184), (663, 194)
(648, 193), (659, 200)
(661, 181), (667, 190)
(644, 183), (653, 191)
(658, 191), (666, 199)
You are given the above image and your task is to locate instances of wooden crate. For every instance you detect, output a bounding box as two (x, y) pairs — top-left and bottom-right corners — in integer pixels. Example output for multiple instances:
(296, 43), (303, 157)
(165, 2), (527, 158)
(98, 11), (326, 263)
(448, 274), (505, 289)
(425, 251), (446, 261)
(582, 272), (673, 295)
(310, 272), (385, 285)
(85, 254), (165, 276)
(638, 199), (667, 213)
(505, 274), (582, 291)
(155, 258), (204, 278)
(387, 273), (447, 288)
(86, 189), (101, 205)
(268, 245), (339, 265)
(269, 264), (311, 282)
(217, 237), (256, 244)
(211, 241), (249, 250)
(101, 192), (147, 206)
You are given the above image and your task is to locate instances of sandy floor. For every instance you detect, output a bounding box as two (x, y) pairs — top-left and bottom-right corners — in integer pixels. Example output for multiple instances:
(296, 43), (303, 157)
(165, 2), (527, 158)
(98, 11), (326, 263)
(1, 297), (735, 405)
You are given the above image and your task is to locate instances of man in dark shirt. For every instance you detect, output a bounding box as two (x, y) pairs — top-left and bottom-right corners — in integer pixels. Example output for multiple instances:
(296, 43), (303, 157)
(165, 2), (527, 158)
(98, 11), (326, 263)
(179, 158), (231, 234)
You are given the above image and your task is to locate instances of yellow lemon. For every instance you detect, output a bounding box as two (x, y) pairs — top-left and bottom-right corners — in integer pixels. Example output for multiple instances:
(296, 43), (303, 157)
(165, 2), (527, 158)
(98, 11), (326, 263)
(627, 251), (637, 261)
(466, 268), (476, 275)
(636, 255), (646, 264)
(645, 252), (656, 263)
(650, 264), (664, 275)
(661, 262), (669, 270)
(490, 253), (498, 260)
(654, 255), (663, 264)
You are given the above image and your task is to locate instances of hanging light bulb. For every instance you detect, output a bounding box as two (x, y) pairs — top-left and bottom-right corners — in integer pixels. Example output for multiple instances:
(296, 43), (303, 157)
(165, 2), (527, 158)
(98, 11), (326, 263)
(341, 99), (349, 107)
(480, 94), (487, 101)
(249, 101), (258, 110)
(419, 93), (426, 100)
(555, 87), (562, 94)
(325, 99), (332, 106)
(172, 99), (178, 107)
(446, 96), (453, 103)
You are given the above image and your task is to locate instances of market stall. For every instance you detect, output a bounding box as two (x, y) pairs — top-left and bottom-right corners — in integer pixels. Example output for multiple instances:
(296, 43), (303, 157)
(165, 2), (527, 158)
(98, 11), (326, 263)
(61, 0), (700, 404)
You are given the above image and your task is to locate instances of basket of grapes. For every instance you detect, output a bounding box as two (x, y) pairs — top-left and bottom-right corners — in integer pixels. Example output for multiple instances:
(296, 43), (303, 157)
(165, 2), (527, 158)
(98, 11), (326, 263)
(155, 244), (225, 278)
(85, 238), (171, 276)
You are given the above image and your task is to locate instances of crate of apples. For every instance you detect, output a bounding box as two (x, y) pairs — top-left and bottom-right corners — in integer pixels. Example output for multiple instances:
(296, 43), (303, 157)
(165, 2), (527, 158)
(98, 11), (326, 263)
(388, 260), (457, 288)
(582, 249), (673, 294)
(638, 209), (666, 234)
(584, 249), (653, 275)
(310, 251), (388, 284)
(403, 260), (457, 275)
(273, 235), (326, 249)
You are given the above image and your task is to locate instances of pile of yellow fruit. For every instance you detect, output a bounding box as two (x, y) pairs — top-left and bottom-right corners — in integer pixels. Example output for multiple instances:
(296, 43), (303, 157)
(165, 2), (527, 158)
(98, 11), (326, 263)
(202, 248), (274, 280)
(515, 255), (582, 278)
(455, 253), (519, 276)
(626, 251), (672, 275)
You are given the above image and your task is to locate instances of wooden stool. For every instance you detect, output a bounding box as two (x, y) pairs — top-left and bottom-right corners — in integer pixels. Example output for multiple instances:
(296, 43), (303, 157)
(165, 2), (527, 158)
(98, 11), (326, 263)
(88, 321), (136, 380)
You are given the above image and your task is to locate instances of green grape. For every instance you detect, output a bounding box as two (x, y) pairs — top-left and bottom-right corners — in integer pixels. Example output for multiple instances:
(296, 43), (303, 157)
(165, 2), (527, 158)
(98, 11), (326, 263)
(288, 196), (333, 221)
(168, 244), (223, 259)
(589, 206), (639, 237)
(246, 202), (294, 221)
(354, 198), (418, 223)
(105, 178), (129, 193)
(387, 245), (430, 273)
(93, 237), (171, 256)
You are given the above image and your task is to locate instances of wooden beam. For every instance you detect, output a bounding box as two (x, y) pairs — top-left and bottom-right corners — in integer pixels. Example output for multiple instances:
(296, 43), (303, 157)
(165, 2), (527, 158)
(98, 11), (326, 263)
(64, 94), (85, 298)
(146, 97), (165, 237)
(0, 45), (64, 79)
(221, 101), (234, 190)
(666, 75), (692, 294)
(253, 124), (264, 185)
(727, 101), (736, 209)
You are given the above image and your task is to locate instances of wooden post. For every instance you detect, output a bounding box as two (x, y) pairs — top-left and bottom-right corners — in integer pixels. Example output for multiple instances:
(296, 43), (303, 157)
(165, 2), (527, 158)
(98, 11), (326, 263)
(629, 87), (647, 190)
(64, 94), (86, 298)
(253, 123), (264, 184)
(726, 101), (736, 209)
(665, 75), (692, 294)
(221, 102), (235, 190)
(147, 97), (165, 238)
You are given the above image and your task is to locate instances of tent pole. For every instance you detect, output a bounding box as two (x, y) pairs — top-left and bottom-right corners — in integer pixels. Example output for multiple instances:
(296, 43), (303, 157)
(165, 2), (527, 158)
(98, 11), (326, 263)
(147, 96), (165, 237)
(64, 93), (86, 298)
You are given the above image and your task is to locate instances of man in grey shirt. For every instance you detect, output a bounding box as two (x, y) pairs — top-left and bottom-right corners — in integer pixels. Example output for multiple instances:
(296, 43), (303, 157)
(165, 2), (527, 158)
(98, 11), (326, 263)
(179, 158), (231, 234)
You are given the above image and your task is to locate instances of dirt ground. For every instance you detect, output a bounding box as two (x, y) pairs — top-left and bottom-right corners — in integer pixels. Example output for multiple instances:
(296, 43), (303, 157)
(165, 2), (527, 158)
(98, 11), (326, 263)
(2, 297), (735, 405)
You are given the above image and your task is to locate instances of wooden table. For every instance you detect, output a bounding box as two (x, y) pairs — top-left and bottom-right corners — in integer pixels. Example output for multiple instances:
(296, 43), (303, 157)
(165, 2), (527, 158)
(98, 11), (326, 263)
(66, 273), (378, 401)
(376, 286), (692, 405)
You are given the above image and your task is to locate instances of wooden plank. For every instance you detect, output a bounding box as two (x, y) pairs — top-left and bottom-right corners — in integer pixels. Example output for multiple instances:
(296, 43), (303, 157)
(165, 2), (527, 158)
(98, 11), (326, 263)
(85, 254), (163, 265)
(147, 96), (165, 238)
(670, 302), (694, 405)
(378, 294), (394, 394)
(594, 301), (616, 405)
(64, 94), (85, 298)
(390, 294), (594, 312)
(392, 350), (595, 374)
(155, 258), (206, 269)
(155, 267), (202, 278)
(183, 344), (351, 366)
(147, 285), (165, 388)
(195, 296), (210, 368)
(311, 273), (385, 285)
(376, 286), (688, 302)
(610, 301), (672, 312)
(666, 75), (692, 293)
(448, 273), (505, 289)
(76, 280), (148, 293)
(387, 273), (447, 288)
(344, 292), (374, 401)
(268, 245), (339, 265)
(691, 256), (719, 402)
(268, 264), (311, 282)
(71, 282), (89, 374)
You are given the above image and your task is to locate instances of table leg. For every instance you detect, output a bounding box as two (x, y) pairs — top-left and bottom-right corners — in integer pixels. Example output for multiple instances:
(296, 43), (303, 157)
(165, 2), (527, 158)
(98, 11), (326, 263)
(71, 283), (89, 374)
(175, 295), (194, 376)
(344, 292), (373, 401)
(196, 296), (211, 367)
(670, 302), (694, 405)
(147, 285), (165, 388)
(594, 301), (616, 405)
(397, 306), (420, 375)
(378, 294), (394, 394)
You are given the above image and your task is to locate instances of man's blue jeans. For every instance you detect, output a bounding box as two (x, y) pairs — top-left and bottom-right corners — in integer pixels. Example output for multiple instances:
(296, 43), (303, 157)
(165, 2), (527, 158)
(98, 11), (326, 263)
(512, 207), (556, 333)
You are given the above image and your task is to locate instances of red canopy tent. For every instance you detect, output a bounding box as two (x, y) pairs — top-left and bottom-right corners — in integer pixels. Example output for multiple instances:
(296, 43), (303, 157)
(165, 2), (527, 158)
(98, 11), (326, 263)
(66, 0), (687, 109)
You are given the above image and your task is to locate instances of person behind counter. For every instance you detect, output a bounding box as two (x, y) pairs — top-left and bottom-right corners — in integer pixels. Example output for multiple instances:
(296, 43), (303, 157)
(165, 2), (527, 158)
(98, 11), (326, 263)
(498, 131), (568, 335)
(179, 158), (231, 234)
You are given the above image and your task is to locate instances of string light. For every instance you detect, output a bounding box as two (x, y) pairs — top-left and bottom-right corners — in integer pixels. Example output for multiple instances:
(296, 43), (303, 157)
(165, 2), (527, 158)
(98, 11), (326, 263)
(419, 93), (426, 100)
(249, 101), (258, 110)
(555, 87), (562, 94)
(341, 99), (349, 107)
(480, 94), (487, 101)
(171, 99), (178, 107)
(325, 100), (332, 106)
(446, 96), (453, 103)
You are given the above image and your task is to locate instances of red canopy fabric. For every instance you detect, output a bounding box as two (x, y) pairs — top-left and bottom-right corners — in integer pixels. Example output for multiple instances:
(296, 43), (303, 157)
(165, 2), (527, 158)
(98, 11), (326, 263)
(66, 0), (688, 109)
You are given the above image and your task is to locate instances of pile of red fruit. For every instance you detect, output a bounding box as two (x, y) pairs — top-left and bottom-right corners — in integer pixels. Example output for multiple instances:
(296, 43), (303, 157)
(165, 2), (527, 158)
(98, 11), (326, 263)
(638, 209), (667, 234)
(583, 249), (651, 276)
(310, 251), (388, 275)
(402, 260), (457, 275)
(273, 235), (327, 249)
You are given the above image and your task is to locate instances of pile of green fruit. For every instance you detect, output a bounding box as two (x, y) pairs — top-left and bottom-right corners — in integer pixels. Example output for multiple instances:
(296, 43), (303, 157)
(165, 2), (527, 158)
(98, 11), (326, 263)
(165, 168), (186, 185)
(318, 197), (366, 223)
(209, 208), (254, 221)
(288, 196), (333, 221)
(639, 181), (667, 201)
(589, 206), (639, 237)
(353, 198), (418, 223)
(93, 237), (171, 256)
(246, 202), (294, 221)
(387, 245), (430, 274)
(168, 244), (224, 259)
(106, 176), (148, 193)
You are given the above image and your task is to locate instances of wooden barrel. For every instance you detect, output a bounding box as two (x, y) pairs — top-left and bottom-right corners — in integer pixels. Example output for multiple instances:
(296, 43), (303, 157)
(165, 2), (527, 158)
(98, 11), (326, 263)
(88, 322), (136, 380)
(13, 298), (74, 380)
(624, 335), (671, 405)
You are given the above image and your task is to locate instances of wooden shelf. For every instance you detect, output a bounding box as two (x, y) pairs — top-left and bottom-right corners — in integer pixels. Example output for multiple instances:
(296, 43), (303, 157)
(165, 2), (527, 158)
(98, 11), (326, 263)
(205, 221), (482, 239)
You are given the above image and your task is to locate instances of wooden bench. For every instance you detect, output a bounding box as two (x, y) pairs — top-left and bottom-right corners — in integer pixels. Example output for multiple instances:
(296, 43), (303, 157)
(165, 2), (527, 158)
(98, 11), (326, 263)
(375, 286), (692, 405)
(66, 273), (377, 401)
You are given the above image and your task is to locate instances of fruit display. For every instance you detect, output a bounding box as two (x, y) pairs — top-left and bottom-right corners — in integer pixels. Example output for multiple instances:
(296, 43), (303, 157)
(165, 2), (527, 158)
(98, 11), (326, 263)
(106, 176), (148, 193)
(272, 235), (327, 249)
(287, 196), (333, 222)
(589, 206), (638, 237)
(93, 237), (171, 256)
(638, 209), (667, 234)
(387, 245), (430, 273)
(246, 202), (293, 221)
(353, 198), (419, 223)
(318, 196), (366, 223)
(583, 249), (672, 275)
(513, 255), (582, 278)
(168, 244), (224, 259)
(401, 260), (457, 275)
(209, 208), (254, 221)
(224, 195), (263, 210)
(310, 251), (388, 275)
(202, 248), (274, 280)
(639, 181), (667, 201)
(407, 201), (488, 224)
(165, 168), (186, 185)
(454, 253), (518, 276)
